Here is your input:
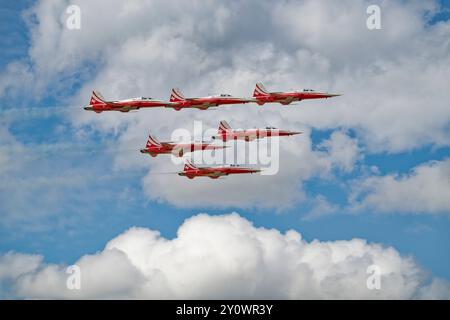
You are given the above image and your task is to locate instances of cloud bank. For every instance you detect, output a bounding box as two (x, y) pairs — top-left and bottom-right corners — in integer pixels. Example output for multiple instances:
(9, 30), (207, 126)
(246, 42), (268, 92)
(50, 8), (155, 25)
(350, 159), (450, 214)
(2, 213), (449, 299)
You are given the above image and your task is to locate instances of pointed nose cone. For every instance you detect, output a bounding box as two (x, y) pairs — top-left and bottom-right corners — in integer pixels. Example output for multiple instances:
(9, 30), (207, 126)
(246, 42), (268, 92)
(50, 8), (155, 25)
(289, 131), (303, 136)
(140, 149), (147, 154)
(326, 93), (342, 98)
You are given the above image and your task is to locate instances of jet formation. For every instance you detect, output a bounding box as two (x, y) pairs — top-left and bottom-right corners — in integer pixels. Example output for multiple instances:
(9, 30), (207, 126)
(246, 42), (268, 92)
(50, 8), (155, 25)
(84, 83), (339, 113)
(85, 83), (340, 179)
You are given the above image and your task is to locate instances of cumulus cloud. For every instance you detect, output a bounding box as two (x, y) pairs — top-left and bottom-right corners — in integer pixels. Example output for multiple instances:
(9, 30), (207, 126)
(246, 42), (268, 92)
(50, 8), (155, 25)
(2, 213), (448, 299)
(417, 278), (450, 300)
(317, 131), (362, 173)
(0, 252), (43, 299)
(0, 252), (43, 281)
(350, 159), (450, 214)
(302, 195), (340, 220)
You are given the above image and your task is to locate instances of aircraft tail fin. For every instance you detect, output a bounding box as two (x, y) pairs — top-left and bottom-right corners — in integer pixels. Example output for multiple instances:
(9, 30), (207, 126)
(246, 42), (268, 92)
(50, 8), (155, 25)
(218, 120), (232, 134)
(170, 88), (186, 102)
(184, 159), (198, 171)
(146, 133), (162, 148)
(90, 90), (107, 106)
(253, 82), (270, 98)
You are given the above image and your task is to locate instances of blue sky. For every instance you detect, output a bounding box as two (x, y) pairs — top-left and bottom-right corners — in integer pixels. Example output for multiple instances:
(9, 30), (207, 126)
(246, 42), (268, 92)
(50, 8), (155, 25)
(0, 2), (32, 71)
(0, 0), (449, 298)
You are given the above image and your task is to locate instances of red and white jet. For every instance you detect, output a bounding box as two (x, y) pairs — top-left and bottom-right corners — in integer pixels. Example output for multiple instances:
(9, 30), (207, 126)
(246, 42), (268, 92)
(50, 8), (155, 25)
(84, 91), (175, 113)
(178, 160), (261, 179)
(140, 134), (226, 157)
(212, 120), (302, 142)
(253, 82), (341, 105)
(169, 88), (255, 110)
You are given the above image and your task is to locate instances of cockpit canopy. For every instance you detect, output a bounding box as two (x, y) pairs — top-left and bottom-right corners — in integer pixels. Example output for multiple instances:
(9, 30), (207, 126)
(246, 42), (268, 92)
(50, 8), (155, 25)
(265, 126), (277, 129)
(130, 97), (153, 101)
(303, 89), (315, 92)
(219, 94), (232, 97)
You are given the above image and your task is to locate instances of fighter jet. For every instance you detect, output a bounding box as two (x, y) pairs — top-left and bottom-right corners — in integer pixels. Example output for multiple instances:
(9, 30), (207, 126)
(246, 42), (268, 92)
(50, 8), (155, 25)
(178, 160), (261, 179)
(168, 88), (255, 110)
(140, 134), (226, 157)
(253, 82), (341, 105)
(212, 120), (302, 142)
(84, 91), (175, 113)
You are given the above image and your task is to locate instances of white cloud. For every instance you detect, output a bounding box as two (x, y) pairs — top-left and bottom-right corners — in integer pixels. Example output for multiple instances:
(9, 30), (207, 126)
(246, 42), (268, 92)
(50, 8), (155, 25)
(417, 278), (450, 299)
(318, 131), (362, 173)
(350, 159), (450, 214)
(0, 252), (42, 281)
(2, 213), (448, 299)
(302, 195), (340, 221)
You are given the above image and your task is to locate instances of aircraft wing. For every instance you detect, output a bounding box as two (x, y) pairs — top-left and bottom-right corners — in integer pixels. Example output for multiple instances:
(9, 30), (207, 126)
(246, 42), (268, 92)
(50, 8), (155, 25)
(113, 105), (138, 111)
(206, 171), (225, 177)
(183, 98), (216, 106)
(163, 102), (180, 107)
(161, 142), (175, 148)
(281, 97), (295, 104)
(196, 104), (216, 109)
